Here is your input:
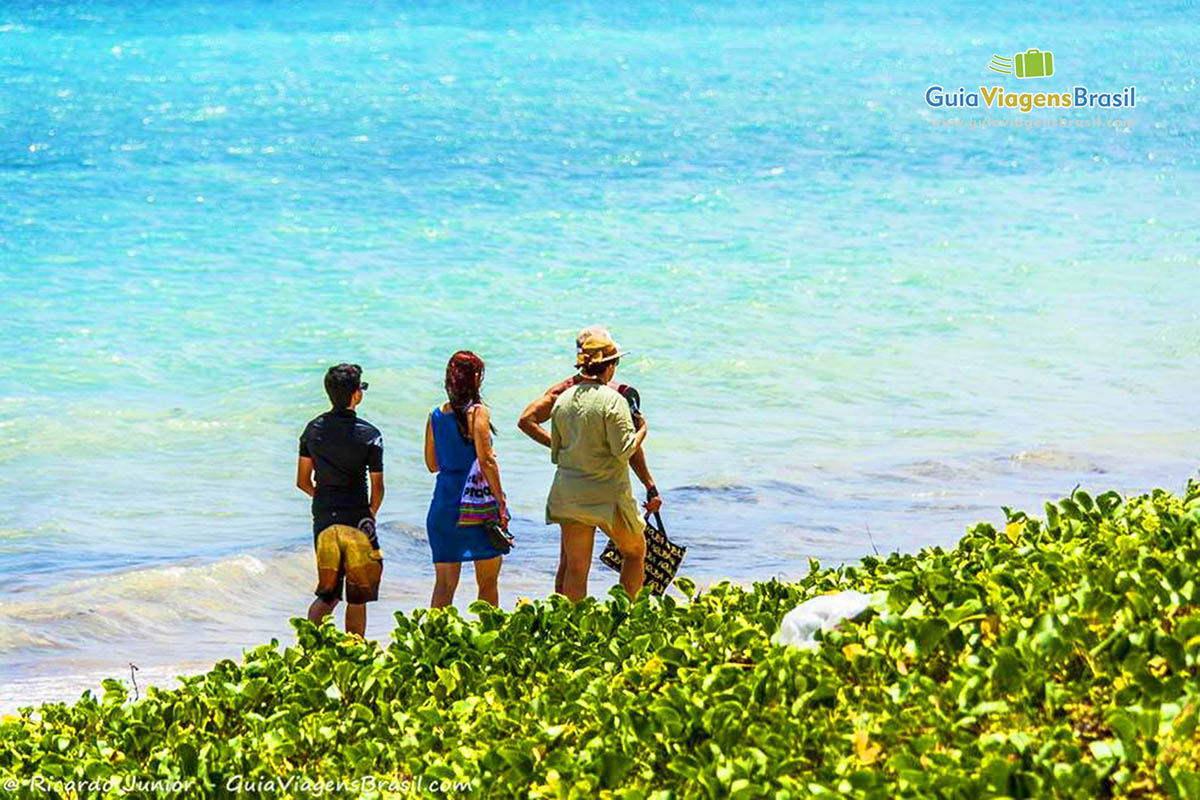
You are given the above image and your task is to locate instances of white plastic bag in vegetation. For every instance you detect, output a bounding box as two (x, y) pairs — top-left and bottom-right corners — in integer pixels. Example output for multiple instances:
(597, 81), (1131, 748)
(771, 590), (883, 650)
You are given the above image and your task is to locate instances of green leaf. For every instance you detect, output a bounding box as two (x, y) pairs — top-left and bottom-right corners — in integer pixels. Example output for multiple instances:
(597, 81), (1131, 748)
(1088, 739), (1126, 763)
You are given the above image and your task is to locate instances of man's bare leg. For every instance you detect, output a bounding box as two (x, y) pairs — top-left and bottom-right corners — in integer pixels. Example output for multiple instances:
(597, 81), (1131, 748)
(344, 603), (366, 637)
(308, 597), (337, 625)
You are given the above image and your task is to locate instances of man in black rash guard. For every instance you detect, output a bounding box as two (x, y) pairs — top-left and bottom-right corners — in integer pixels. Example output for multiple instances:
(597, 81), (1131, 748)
(296, 363), (385, 636)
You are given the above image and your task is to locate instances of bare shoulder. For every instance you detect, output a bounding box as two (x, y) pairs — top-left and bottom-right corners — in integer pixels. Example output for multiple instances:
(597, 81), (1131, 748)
(545, 375), (579, 398)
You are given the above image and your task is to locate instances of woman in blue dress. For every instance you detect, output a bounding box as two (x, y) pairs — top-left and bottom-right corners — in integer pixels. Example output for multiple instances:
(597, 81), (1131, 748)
(423, 351), (507, 607)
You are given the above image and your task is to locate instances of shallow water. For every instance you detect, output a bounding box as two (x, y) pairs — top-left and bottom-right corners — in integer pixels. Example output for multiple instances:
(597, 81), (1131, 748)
(1, 0), (1198, 709)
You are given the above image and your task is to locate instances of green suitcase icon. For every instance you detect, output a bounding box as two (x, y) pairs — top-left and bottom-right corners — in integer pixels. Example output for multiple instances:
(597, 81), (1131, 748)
(1014, 48), (1053, 78)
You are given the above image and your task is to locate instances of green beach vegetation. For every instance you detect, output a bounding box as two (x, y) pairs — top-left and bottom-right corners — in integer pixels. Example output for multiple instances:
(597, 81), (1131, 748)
(2, 481), (1200, 798)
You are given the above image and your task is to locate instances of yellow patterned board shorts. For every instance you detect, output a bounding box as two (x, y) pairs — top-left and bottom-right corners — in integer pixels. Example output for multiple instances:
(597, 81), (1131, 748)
(314, 522), (383, 604)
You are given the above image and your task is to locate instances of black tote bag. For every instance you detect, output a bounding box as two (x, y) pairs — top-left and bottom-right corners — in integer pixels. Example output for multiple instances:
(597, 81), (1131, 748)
(600, 512), (686, 596)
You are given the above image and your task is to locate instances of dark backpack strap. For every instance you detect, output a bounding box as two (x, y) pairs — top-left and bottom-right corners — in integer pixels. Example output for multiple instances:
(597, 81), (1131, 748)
(618, 384), (642, 417)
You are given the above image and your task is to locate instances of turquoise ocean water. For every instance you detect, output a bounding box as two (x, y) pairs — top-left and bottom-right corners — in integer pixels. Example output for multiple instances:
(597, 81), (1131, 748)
(1, 1), (1197, 707)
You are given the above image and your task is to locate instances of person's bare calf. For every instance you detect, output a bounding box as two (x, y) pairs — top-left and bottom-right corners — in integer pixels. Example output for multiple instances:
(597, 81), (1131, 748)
(432, 562), (462, 608)
(561, 559), (591, 601)
(554, 538), (568, 595)
(308, 597), (365, 637)
(344, 603), (366, 637)
(474, 556), (502, 606)
(618, 544), (646, 598)
(606, 519), (646, 599)
(560, 522), (596, 601)
(308, 596), (337, 625)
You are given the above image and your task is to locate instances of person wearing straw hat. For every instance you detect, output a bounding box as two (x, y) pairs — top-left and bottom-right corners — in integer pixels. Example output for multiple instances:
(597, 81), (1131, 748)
(519, 326), (663, 593)
(543, 328), (648, 600)
(519, 327), (662, 511)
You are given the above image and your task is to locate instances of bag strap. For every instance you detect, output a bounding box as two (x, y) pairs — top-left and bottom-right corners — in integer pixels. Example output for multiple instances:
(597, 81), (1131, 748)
(645, 510), (666, 533)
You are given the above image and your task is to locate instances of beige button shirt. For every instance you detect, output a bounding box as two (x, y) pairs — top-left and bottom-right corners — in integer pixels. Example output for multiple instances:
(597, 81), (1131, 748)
(545, 381), (645, 535)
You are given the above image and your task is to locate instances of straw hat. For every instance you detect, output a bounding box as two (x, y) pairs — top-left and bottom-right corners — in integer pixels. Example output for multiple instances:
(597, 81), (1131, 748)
(575, 326), (629, 369)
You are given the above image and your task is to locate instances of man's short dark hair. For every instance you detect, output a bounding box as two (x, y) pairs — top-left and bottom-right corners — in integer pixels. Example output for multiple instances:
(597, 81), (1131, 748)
(325, 363), (363, 409)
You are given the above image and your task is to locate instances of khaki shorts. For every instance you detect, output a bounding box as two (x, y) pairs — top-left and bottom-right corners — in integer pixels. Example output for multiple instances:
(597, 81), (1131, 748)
(314, 523), (383, 604)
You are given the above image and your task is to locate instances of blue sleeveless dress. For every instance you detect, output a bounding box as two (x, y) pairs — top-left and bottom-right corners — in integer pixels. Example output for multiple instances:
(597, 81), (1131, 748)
(426, 407), (505, 563)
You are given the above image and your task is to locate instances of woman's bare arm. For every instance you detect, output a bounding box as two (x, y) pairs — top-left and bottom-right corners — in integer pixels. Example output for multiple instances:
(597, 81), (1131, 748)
(423, 414), (438, 473)
(471, 405), (507, 521)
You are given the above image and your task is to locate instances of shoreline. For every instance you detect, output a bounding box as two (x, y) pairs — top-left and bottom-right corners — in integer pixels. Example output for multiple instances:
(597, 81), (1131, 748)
(4, 460), (1199, 715)
(0, 662), (212, 718)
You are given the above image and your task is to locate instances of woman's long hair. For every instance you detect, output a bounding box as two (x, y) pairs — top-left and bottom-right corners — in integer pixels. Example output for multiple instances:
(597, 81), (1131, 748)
(444, 350), (495, 441)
